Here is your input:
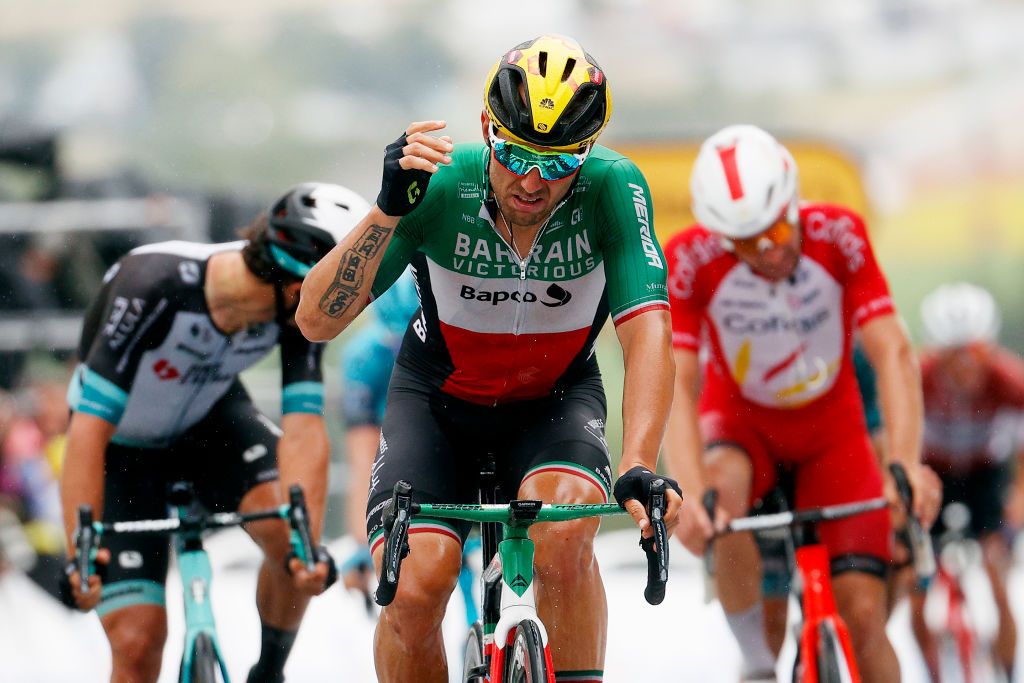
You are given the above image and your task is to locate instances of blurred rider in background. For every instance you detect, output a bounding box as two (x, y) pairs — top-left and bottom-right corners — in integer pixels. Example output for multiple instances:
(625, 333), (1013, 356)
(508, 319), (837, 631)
(662, 124), (941, 683)
(912, 282), (1024, 681)
(337, 269), (418, 594)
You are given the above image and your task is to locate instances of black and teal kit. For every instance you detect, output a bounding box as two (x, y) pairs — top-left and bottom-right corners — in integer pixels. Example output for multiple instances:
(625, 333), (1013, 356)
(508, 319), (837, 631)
(67, 240), (325, 614)
(365, 143), (669, 549)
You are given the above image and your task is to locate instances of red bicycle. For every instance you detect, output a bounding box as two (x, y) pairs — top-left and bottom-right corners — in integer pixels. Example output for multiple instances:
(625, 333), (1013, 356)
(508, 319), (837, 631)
(705, 463), (933, 683)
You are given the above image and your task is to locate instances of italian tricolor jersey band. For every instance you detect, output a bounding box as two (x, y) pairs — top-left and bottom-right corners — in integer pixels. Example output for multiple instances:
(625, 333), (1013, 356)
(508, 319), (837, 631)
(370, 143), (669, 405)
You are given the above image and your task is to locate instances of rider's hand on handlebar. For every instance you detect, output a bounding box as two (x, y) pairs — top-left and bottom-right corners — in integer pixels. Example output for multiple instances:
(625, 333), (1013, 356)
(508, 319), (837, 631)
(673, 494), (719, 556)
(613, 466), (683, 539)
(60, 548), (110, 611)
(885, 462), (941, 531)
(286, 546), (338, 596)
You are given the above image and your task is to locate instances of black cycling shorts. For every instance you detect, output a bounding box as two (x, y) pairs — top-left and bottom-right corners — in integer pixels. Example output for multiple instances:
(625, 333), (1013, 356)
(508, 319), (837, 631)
(365, 365), (613, 552)
(931, 461), (1010, 539)
(96, 381), (280, 617)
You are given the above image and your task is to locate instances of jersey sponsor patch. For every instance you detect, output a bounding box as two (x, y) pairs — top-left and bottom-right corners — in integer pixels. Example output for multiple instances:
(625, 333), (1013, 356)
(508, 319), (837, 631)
(242, 443), (268, 463)
(177, 261), (200, 284)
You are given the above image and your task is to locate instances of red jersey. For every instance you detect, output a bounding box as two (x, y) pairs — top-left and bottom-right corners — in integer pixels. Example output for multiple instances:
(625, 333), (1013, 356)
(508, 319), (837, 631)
(665, 202), (895, 423)
(921, 346), (1024, 473)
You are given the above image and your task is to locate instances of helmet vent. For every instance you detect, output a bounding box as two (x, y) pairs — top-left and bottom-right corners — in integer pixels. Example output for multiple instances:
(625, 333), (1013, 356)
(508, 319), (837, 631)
(764, 185), (775, 208)
(538, 51), (548, 76)
(561, 59), (576, 82)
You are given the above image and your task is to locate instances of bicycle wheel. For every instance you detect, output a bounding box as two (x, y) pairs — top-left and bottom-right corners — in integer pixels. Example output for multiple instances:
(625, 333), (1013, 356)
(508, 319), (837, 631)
(504, 620), (550, 683)
(186, 633), (220, 683)
(814, 621), (849, 683)
(463, 621), (486, 682)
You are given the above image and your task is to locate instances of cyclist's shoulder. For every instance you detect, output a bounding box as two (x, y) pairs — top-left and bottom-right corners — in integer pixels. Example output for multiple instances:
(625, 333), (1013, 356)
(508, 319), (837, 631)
(116, 240), (239, 289)
(987, 345), (1024, 392)
(800, 202), (870, 243)
(664, 225), (733, 302)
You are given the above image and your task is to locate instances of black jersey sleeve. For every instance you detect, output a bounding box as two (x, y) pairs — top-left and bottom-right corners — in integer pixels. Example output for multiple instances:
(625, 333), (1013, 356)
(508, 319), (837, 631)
(68, 255), (179, 425)
(279, 322), (326, 415)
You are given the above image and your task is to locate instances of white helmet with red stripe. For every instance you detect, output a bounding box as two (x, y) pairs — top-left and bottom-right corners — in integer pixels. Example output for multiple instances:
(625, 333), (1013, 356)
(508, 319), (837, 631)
(690, 124), (799, 239)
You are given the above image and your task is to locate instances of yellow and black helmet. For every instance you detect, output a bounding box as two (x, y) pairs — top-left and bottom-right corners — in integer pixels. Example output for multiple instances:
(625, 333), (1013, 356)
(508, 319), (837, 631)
(484, 35), (612, 152)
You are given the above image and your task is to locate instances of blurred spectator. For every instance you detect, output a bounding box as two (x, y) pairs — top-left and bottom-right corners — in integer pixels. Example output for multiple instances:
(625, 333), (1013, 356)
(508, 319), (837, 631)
(0, 383), (66, 596)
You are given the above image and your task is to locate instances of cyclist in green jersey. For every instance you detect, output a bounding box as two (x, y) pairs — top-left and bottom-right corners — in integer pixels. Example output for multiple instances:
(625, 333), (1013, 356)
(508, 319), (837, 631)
(298, 35), (686, 683)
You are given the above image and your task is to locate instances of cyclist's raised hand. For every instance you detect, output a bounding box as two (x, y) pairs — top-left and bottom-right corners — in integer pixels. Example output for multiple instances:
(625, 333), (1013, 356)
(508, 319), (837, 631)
(59, 547), (110, 611)
(376, 120), (454, 217)
(613, 466), (683, 539)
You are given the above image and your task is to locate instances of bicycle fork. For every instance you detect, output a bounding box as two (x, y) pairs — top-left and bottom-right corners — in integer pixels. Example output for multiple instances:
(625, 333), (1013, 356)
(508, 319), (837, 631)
(482, 528), (555, 683)
(177, 542), (230, 683)
(795, 545), (860, 683)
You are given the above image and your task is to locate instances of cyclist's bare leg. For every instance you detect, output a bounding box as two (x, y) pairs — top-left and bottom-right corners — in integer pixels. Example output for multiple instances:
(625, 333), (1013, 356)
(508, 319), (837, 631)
(241, 481), (311, 631)
(372, 532), (462, 683)
(981, 532), (1016, 673)
(344, 426), (379, 589)
(519, 472), (607, 672)
(833, 572), (900, 683)
(763, 595), (787, 656)
(346, 427), (379, 546)
(101, 604), (167, 683)
(705, 446), (761, 614)
(909, 589), (941, 682)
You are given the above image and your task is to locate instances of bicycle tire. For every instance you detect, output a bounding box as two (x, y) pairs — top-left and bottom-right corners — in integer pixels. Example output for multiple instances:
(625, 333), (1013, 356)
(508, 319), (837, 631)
(188, 633), (220, 683)
(815, 621), (848, 683)
(504, 620), (549, 683)
(463, 621), (486, 683)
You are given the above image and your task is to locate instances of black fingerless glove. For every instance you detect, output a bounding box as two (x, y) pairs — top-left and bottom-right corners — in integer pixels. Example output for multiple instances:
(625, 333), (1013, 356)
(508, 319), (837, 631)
(613, 466), (682, 509)
(376, 132), (433, 216)
(284, 545), (339, 591)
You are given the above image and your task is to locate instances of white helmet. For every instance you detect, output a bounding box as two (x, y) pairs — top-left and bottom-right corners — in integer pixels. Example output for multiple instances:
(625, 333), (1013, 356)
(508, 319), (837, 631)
(920, 282), (1001, 348)
(690, 125), (799, 239)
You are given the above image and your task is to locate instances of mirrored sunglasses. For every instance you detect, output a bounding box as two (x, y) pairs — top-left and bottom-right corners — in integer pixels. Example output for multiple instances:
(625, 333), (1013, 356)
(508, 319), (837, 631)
(488, 125), (589, 182)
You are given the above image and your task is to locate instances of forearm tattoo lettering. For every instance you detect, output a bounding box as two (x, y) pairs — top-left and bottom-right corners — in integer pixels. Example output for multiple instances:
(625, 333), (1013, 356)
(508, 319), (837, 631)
(319, 224), (392, 318)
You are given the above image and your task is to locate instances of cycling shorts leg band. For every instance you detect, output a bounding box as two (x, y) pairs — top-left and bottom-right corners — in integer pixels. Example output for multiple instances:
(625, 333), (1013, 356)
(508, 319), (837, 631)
(96, 579), (166, 617)
(829, 553), (887, 580)
(555, 671), (603, 682)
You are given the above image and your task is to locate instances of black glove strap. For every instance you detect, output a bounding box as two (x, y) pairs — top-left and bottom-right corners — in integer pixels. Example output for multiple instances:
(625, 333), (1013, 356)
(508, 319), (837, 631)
(613, 466), (682, 509)
(376, 133), (432, 216)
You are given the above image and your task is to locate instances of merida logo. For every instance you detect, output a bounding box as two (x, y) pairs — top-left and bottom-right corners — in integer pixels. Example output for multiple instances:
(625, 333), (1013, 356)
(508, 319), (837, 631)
(460, 283), (572, 307)
(627, 183), (664, 269)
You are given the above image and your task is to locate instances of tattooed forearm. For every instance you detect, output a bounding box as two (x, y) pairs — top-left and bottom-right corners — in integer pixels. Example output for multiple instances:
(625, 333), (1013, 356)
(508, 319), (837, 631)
(318, 223), (392, 318)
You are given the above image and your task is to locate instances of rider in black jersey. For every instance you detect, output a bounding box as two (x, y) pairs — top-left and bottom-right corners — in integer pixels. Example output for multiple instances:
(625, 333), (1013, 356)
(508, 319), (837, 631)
(60, 183), (367, 683)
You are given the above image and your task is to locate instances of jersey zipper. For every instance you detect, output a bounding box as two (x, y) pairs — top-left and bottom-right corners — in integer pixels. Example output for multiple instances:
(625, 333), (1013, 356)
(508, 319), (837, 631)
(487, 198), (568, 403)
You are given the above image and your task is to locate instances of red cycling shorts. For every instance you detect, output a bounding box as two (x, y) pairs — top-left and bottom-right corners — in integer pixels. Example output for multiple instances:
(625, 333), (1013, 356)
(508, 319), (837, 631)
(700, 401), (891, 563)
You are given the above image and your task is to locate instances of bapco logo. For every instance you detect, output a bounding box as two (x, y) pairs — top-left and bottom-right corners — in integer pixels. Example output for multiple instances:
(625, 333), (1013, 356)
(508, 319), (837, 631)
(459, 283), (572, 307)
(541, 283), (572, 307)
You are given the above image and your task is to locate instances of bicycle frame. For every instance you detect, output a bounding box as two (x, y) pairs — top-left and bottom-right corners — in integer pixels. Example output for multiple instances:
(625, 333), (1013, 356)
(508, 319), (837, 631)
(792, 544), (860, 683)
(419, 501), (625, 680)
(923, 505), (1004, 683)
(75, 484), (321, 683)
(711, 496), (891, 683)
(375, 478), (670, 683)
(175, 522), (231, 683)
